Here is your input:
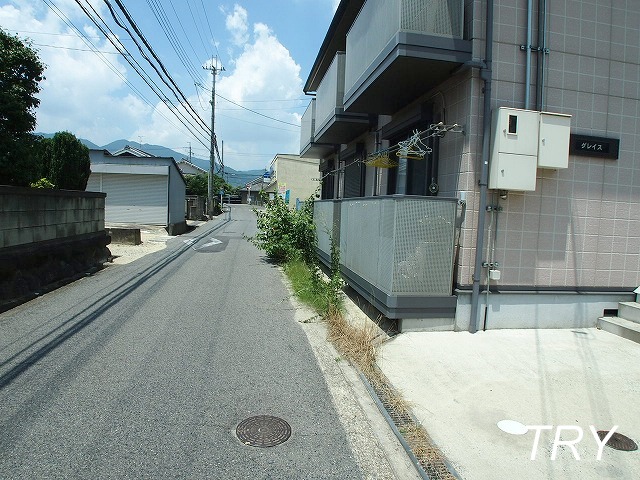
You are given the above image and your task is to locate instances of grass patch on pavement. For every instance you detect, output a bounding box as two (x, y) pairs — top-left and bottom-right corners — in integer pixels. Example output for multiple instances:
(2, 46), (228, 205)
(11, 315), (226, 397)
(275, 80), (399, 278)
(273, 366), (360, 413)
(250, 197), (455, 479)
(283, 259), (337, 315)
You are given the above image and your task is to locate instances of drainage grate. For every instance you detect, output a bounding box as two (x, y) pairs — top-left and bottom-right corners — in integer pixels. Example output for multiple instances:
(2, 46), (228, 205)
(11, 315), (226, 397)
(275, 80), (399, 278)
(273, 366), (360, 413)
(236, 415), (291, 448)
(371, 380), (457, 480)
(597, 431), (638, 452)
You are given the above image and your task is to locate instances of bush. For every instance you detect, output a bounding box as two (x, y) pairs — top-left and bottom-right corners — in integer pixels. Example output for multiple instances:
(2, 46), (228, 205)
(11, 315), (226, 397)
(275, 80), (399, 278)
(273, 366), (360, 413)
(29, 177), (55, 189)
(250, 194), (316, 265)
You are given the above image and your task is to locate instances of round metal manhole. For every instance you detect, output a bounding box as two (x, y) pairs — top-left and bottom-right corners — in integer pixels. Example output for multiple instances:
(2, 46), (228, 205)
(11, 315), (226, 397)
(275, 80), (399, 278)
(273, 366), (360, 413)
(597, 431), (638, 452)
(236, 415), (291, 448)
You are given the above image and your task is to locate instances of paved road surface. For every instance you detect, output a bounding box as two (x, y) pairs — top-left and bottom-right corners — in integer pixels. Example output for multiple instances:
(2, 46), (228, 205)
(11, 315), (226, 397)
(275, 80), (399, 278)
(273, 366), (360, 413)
(0, 206), (365, 479)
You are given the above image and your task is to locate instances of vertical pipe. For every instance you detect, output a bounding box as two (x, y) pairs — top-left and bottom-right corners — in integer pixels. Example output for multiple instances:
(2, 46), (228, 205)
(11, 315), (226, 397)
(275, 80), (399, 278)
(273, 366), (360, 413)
(525, 0), (532, 109)
(469, 0), (494, 333)
(536, 0), (547, 110)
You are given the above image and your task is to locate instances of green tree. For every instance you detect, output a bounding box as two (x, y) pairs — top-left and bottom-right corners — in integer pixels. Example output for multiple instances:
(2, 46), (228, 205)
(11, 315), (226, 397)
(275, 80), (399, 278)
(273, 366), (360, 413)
(185, 172), (208, 196)
(41, 132), (91, 190)
(185, 172), (234, 197)
(0, 29), (45, 186)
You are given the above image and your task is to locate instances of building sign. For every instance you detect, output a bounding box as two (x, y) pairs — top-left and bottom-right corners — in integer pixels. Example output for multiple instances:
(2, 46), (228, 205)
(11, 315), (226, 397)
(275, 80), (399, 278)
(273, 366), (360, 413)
(569, 134), (619, 159)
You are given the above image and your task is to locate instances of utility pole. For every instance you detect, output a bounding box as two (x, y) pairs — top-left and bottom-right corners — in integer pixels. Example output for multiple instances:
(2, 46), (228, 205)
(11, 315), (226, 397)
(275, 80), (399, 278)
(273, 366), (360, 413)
(204, 57), (224, 216)
(187, 142), (192, 163)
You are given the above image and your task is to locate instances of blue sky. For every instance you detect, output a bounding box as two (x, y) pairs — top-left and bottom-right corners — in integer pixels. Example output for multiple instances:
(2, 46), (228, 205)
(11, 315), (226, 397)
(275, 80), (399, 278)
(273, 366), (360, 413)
(0, 0), (340, 171)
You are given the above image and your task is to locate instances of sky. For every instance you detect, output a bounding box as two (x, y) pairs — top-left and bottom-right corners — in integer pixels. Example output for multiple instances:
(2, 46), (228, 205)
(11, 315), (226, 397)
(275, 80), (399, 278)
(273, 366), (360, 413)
(0, 0), (340, 172)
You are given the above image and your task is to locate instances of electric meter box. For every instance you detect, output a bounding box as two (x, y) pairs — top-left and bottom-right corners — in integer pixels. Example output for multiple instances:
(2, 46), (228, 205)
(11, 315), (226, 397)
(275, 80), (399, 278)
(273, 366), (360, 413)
(489, 108), (572, 191)
(489, 108), (539, 191)
(538, 112), (571, 169)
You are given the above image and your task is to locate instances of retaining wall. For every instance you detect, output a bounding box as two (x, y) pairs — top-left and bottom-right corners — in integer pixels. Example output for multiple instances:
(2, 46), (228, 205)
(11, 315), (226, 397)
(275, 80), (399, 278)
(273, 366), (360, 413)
(0, 186), (110, 311)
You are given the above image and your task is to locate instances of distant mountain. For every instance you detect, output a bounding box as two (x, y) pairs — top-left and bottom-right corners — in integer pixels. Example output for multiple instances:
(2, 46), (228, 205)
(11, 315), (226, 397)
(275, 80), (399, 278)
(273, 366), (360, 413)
(36, 133), (265, 187)
(35, 132), (99, 149)
(95, 138), (264, 187)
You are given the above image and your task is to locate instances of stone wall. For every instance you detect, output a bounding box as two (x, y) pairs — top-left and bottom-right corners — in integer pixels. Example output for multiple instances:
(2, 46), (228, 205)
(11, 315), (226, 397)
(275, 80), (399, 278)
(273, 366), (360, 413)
(0, 186), (110, 312)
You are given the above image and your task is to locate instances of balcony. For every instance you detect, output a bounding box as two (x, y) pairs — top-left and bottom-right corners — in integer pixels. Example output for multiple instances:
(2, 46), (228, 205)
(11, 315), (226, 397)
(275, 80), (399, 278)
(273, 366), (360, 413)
(299, 99), (334, 159)
(314, 195), (458, 320)
(344, 0), (471, 114)
(314, 53), (370, 144)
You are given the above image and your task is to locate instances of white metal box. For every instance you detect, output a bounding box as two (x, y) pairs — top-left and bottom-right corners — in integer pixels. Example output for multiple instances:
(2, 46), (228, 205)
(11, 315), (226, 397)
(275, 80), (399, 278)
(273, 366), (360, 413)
(489, 108), (539, 191)
(538, 112), (571, 169)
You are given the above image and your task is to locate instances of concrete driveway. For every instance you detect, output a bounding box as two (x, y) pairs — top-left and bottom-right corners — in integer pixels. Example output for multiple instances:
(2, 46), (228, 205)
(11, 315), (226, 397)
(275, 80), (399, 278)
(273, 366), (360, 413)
(377, 328), (640, 480)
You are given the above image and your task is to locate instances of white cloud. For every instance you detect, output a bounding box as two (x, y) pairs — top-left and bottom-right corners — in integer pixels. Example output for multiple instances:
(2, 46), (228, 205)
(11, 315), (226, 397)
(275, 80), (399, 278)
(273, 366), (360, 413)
(224, 4), (249, 47)
(0, 0), (304, 171)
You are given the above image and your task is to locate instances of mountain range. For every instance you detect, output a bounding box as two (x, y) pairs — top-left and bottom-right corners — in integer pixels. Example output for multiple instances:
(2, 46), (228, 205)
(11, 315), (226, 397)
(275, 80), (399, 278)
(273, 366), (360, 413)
(36, 134), (265, 187)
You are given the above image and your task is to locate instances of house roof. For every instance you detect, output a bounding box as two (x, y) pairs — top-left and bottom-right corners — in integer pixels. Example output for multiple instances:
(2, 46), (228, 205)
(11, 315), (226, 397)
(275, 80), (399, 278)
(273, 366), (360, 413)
(89, 148), (187, 185)
(112, 145), (154, 157)
(176, 158), (207, 174)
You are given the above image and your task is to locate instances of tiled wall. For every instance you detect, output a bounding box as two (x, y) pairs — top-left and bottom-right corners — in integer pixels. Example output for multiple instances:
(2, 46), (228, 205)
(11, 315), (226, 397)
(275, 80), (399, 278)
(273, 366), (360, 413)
(465, 0), (640, 289)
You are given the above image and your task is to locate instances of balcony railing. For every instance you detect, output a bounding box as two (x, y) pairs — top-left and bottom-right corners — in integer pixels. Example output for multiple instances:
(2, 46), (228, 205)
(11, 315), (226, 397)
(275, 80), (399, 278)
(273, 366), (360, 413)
(316, 53), (345, 132)
(344, 0), (467, 113)
(300, 99), (315, 154)
(314, 195), (458, 319)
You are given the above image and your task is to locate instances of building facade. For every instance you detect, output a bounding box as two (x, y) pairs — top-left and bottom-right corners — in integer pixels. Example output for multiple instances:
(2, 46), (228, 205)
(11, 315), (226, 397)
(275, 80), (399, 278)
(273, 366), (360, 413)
(301, 0), (640, 331)
(262, 154), (320, 207)
(87, 148), (186, 233)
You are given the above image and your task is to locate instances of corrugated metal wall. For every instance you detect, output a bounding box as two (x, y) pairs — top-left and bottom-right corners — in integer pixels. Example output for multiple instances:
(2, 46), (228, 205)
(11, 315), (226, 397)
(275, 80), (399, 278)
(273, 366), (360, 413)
(87, 173), (167, 225)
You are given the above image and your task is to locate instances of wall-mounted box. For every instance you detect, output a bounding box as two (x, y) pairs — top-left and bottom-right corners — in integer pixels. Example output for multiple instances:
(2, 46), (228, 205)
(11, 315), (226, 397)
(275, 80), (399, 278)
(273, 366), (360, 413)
(489, 108), (539, 191)
(538, 112), (571, 169)
(489, 108), (572, 191)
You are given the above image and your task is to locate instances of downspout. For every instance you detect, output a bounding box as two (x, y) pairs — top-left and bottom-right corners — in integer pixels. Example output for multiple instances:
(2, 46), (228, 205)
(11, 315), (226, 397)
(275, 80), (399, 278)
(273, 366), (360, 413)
(536, 0), (547, 110)
(469, 0), (494, 333)
(524, 0), (532, 109)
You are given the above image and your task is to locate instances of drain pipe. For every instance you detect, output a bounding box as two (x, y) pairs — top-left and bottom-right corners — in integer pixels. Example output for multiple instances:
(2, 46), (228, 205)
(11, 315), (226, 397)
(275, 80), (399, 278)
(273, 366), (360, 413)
(469, 0), (494, 333)
(536, 0), (547, 110)
(524, 0), (532, 109)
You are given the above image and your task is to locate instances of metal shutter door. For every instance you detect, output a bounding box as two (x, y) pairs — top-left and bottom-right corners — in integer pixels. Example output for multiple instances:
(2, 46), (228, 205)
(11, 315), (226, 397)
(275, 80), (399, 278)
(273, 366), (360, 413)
(102, 174), (167, 225)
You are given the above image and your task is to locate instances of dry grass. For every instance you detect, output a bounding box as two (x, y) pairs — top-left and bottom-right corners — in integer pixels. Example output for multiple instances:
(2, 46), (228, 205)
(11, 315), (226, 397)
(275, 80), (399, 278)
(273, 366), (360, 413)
(284, 259), (456, 479)
(325, 305), (377, 377)
(322, 301), (456, 479)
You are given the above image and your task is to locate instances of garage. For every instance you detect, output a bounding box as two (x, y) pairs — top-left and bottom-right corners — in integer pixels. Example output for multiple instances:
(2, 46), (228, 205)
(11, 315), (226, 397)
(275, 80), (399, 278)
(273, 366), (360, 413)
(87, 149), (186, 231)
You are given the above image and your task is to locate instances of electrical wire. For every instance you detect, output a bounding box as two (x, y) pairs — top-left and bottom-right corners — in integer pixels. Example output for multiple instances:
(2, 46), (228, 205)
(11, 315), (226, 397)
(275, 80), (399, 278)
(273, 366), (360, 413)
(216, 94), (301, 127)
(108, 0), (211, 134)
(199, 0), (221, 60)
(72, 0), (210, 149)
(42, 0), (198, 147)
(185, 0), (212, 59)
(145, 0), (203, 84)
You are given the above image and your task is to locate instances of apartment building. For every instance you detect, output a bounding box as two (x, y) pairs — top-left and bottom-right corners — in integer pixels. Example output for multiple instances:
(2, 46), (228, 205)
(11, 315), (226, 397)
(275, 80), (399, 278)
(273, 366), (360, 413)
(301, 0), (640, 331)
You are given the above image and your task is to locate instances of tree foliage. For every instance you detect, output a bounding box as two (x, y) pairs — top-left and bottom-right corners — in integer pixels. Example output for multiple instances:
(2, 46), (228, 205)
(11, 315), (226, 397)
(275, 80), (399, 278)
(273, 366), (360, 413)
(0, 29), (46, 186)
(250, 194), (316, 264)
(185, 172), (236, 197)
(40, 131), (91, 190)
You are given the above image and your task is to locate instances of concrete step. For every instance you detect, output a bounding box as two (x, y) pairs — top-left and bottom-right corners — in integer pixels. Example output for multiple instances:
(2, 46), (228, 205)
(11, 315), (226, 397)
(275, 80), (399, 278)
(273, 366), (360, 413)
(619, 302), (640, 324)
(597, 316), (640, 344)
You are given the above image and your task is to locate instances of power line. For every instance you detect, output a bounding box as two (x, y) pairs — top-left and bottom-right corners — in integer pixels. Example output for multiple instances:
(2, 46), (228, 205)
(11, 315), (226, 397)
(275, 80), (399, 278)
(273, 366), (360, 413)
(185, 0), (212, 59)
(72, 0), (210, 148)
(199, 0), (221, 60)
(30, 41), (120, 54)
(145, 0), (203, 84)
(216, 94), (301, 127)
(107, 0), (211, 135)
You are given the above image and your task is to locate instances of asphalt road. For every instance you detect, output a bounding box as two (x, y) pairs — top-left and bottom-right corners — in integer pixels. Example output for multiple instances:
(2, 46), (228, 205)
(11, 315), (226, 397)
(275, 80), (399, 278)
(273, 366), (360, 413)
(0, 205), (365, 479)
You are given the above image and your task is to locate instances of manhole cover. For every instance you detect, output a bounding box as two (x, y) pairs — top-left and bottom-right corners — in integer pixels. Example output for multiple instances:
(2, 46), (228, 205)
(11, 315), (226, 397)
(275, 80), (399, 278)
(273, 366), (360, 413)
(597, 431), (638, 451)
(236, 415), (291, 448)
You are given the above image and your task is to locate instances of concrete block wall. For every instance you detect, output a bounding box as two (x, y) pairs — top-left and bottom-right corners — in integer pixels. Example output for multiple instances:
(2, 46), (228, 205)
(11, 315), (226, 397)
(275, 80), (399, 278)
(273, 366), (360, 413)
(0, 186), (106, 249)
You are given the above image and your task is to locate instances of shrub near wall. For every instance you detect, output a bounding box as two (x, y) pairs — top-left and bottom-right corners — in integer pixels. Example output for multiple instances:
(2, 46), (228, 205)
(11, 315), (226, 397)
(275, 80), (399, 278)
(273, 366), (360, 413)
(0, 186), (110, 311)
